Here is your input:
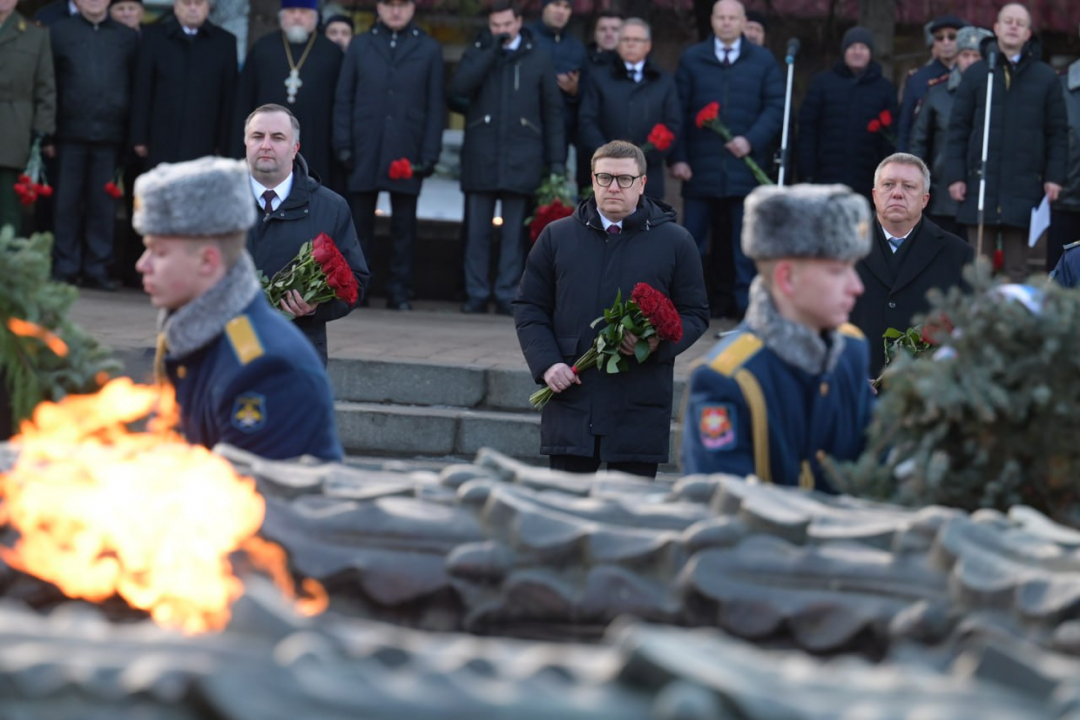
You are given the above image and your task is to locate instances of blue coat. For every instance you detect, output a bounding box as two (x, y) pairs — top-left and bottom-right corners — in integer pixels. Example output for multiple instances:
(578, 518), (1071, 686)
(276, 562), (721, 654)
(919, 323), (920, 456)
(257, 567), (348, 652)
(1050, 241), (1080, 287)
(797, 60), (898, 199)
(671, 37), (784, 199)
(165, 295), (343, 462)
(681, 324), (874, 490)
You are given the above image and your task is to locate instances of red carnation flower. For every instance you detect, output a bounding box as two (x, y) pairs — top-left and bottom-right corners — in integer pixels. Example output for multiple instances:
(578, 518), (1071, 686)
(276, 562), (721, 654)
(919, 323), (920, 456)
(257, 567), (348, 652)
(646, 123), (675, 152)
(695, 101), (720, 129)
(878, 109), (893, 127)
(867, 119), (882, 133)
(104, 181), (122, 199)
(993, 248), (1004, 272)
(388, 158), (413, 180)
(37, 184), (53, 197)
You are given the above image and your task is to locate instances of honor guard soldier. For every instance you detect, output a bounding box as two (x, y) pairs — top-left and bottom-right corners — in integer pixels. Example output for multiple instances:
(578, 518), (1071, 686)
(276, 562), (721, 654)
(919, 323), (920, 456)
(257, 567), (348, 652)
(681, 184), (876, 490)
(134, 156), (343, 461)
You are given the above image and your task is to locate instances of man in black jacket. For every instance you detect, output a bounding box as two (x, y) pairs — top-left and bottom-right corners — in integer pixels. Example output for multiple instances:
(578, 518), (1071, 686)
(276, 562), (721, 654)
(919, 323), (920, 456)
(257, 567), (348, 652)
(49, 0), (138, 289)
(451, 0), (564, 316)
(1049, 27), (1080, 272)
(130, 0), (237, 169)
(514, 140), (709, 478)
(333, 0), (443, 311)
(850, 153), (973, 378)
(578, 18), (680, 201)
(945, 3), (1067, 282)
(243, 104), (369, 365)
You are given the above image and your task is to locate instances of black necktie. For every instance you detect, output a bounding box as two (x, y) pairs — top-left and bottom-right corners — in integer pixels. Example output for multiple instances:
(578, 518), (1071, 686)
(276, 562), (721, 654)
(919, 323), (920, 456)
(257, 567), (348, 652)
(261, 189), (276, 215)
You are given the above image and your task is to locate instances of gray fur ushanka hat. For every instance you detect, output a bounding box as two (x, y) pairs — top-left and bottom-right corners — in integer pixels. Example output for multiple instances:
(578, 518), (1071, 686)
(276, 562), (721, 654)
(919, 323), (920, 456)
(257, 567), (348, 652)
(742, 183), (871, 262)
(133, 157), (256, 237)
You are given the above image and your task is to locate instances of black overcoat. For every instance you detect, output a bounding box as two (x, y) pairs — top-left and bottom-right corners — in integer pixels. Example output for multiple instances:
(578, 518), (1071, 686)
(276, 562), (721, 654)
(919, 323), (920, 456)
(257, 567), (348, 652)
(578, 57), (681, 200)
(130, 18), (237, 168)
(909, 72), (959, 218)
(513, 196), (710, 463)
(944, 38), (1068, 228)
(233, 32), (342, 185)
(850, 217), (974, 377)
(450, 29), (565, 196)
(332, 21), (444, 195)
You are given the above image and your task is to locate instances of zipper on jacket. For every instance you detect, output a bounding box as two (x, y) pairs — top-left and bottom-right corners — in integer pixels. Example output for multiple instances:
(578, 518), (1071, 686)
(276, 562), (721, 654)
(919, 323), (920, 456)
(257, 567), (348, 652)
(521, 117), (541, 133)
(515, 64), (520, 91)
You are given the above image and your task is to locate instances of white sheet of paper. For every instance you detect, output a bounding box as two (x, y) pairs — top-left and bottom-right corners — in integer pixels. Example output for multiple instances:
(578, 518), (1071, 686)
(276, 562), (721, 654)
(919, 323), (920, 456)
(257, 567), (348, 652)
(1029, 194), (1050, 248)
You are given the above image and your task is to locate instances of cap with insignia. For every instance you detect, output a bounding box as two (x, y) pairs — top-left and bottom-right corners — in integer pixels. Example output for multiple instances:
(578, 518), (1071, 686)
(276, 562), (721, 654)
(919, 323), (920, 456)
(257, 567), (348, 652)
(133, 157), (256, 238)
(742, 184), (871, 262)
(956, 26), (993, 54)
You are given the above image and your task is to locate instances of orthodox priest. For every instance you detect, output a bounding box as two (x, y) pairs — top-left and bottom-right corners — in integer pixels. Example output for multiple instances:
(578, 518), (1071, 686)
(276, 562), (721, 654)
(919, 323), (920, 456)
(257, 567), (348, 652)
(233, 0), (342, 186)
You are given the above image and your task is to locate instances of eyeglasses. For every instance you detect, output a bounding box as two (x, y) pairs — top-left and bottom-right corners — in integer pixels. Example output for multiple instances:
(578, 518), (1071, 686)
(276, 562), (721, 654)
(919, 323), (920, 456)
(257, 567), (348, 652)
(594, 173), (642, 188)
(933, 32), (957, 41)
(618, 37), (649, 44)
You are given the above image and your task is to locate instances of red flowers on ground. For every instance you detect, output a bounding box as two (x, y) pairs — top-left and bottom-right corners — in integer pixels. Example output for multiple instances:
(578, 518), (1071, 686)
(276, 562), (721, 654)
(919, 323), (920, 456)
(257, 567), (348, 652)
(388, 158), (413, 180)
(642, 123), (675, 153)
(694, 102), (773, 185)
(259, 232), (359, 318)
(529, 284), (683, 409)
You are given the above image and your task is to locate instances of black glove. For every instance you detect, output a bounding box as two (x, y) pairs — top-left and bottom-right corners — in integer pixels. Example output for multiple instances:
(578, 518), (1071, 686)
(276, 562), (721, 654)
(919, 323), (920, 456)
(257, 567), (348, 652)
(412, 161), (435, 179)
(493, 32), (511, 48)
(549, 163), (566, 177)
(337, 148), (354, 171)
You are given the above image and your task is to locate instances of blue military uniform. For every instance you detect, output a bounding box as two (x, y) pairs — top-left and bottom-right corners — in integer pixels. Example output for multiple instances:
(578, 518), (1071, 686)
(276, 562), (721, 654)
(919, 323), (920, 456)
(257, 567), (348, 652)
(681, 322), (875, 491)
(1050, 240), (1080, 288)
(163, 291), (343, 462)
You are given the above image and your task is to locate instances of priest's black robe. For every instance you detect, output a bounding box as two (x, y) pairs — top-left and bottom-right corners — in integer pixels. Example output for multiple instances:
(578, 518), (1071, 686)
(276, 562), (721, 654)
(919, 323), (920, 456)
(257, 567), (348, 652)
(233, 31), (343, 186)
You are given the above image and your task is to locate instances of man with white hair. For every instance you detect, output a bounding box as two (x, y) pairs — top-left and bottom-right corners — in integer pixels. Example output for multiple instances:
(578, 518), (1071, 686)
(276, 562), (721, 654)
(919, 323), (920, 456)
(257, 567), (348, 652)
(233, 0), (343, 187)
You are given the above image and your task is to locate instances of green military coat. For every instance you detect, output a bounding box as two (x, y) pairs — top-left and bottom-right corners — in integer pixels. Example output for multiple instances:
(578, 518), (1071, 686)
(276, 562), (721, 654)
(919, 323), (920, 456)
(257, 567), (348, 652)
(0, 11), (55, 170)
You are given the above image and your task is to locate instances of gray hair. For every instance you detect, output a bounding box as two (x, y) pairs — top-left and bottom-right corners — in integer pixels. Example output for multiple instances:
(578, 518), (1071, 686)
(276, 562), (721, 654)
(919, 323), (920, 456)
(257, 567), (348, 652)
(874, 152), (931, 194)
(620, 17), (650, 40)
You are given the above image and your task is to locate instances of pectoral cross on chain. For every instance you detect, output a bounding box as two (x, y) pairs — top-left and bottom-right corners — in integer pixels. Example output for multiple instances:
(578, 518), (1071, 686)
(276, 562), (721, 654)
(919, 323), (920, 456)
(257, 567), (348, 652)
(284, 69), (303, 104)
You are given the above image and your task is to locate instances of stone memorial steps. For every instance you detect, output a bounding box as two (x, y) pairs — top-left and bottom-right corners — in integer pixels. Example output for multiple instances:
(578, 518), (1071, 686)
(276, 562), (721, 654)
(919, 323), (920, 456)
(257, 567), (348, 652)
(327, 357), (688, 470)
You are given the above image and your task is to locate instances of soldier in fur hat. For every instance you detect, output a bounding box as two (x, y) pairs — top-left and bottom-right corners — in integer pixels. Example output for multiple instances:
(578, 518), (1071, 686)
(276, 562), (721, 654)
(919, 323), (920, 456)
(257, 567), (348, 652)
(134, 156), (343, 462)
(681, 184), (875, 490)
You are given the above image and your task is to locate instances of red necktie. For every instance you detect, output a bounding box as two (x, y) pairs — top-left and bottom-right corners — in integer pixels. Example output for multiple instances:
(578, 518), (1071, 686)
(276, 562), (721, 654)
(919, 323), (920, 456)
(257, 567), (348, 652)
(607, 224), (621, 234)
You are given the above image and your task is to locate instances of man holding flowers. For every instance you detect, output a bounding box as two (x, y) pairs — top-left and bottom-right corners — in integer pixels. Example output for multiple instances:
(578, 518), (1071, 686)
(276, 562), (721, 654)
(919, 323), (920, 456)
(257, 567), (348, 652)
(514, 140), (709, 478)
(682, 184), (875, 490)
(244, 104), (369, 365)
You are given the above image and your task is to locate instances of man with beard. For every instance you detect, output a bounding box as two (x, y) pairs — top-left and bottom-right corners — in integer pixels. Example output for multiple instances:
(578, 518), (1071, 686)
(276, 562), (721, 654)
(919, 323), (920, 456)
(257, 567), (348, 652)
(333, 0), (443, 311)
(233, 0), (342, 188)
(244, 104), (369, 365)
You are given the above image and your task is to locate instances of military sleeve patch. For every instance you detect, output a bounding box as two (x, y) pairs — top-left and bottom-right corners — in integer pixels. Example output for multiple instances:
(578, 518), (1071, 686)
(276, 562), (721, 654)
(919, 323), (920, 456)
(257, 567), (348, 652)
(231, 393), (266, 433)
(699, 404), (736, 451)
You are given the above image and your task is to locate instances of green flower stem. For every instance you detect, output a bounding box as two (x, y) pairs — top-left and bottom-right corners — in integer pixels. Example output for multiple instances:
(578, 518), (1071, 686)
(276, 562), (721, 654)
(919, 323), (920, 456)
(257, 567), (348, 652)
(705, 119), (775, 186)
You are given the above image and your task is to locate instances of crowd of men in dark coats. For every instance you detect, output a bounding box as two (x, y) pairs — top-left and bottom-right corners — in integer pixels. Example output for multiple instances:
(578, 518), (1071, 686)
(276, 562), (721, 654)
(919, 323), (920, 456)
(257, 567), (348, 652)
(3, 0), (1079, 320)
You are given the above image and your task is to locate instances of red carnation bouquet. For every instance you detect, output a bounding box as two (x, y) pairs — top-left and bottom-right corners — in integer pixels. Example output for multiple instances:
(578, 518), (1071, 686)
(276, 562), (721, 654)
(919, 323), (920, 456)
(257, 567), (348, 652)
(529, 282), (683, 409)
(12, 138), (53, 206)
(259, 232), (359, 318)
(526, 173), (575, 242)
(104, 169), (124, 199)
(695, 102), (774, 186)
(641, 123), (675, 153)
(867, 109), (897, 147)
(388, 158), (413, 180)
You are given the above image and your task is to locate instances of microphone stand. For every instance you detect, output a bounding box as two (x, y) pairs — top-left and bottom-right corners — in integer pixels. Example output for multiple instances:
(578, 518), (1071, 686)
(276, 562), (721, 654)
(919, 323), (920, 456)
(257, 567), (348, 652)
(777, 39), (799, 186)
(976, 49), (996, 258)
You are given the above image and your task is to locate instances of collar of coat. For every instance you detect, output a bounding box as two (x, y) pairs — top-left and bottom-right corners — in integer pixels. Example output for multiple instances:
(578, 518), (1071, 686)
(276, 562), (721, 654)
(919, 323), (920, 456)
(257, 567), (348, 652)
(263, 156), (318, 220)
(609, 55), (660, 81)
(164, 16), (213, 39)
(372, 20), (420, 39)
(744, 276), (846, 376)
(159, 252), (262, 359)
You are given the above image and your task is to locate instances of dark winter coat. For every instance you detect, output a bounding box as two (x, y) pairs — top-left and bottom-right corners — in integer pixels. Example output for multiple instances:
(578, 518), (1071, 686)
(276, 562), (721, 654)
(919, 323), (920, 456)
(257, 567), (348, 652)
(909, 71), (960, 218)
(527, 20), (587, 143)
(130, 18), (238, 168)
(234, 32), (343, 187)
(945, 38), (1068, 228)
(897, 57), (950, 152)
(671, 36), (784, 199)
(850, 217), (974, 378)
(578, 56), (681, 200)
(33, 0), (75, 27)
(1053, 61), (1080, 213)
(332, 21), (444, 195)
(513, 196), (709, 464)
(0, 11), (55, 169)
(246, 156), (370, 364)
(50, 14), (138, 144)
(797, 59), (898, 199)
(451, 29), (565, 196)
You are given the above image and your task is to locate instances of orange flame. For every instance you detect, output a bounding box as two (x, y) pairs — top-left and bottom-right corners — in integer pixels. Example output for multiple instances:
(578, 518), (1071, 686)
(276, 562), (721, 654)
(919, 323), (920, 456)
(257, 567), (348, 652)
(0, 377), (324, 634)
(7, 317), (68, 357)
